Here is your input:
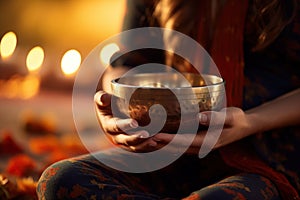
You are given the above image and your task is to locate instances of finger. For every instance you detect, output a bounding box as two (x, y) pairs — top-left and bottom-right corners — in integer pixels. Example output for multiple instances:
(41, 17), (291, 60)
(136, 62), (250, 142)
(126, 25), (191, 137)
(114, 130), (150, 146)
(152, 133), (175, 144)
(154, 133), (200, 154)
(153, 133), (195, 148)
(105, 118), (139, 134)
(199, 110), (228, 126)
(94, 91), (112, 107)
(127, 137), (159, 152)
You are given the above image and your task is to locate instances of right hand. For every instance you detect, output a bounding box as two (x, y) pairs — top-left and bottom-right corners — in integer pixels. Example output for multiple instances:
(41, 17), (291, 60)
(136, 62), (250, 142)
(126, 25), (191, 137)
(94, 90), (159, 152)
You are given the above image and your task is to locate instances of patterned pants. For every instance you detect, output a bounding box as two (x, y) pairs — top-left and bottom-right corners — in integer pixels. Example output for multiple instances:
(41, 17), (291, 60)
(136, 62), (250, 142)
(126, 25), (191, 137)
(37, 150), (280, 200)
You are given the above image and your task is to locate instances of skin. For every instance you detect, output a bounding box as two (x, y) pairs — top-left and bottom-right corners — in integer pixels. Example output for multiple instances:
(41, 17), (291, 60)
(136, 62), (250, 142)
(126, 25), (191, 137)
(95, 66), (300, 154)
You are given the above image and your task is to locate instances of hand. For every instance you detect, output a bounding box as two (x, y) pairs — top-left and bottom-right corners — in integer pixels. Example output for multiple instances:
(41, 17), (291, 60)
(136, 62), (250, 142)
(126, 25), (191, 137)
(153, 107), (254, 155)
(94, 90), (159, 152)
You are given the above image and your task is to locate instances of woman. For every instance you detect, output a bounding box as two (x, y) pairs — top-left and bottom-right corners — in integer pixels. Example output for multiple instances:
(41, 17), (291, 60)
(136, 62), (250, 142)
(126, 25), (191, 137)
(37, 0), (300, 199)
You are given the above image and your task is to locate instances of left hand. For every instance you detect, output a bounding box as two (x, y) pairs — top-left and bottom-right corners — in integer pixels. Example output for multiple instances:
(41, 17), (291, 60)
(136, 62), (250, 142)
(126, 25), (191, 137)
(152, 107), (255, 155)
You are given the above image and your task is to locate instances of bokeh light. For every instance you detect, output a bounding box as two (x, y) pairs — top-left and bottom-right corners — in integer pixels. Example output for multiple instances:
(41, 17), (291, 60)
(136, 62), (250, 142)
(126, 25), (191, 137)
(0, 31), (17, 59)
(61, 49), (81, 76)
(26, 46), (44, 72)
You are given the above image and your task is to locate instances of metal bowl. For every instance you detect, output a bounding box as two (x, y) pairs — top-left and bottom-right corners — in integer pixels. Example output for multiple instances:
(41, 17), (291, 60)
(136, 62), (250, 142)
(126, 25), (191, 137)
(111, 73), (225, 134)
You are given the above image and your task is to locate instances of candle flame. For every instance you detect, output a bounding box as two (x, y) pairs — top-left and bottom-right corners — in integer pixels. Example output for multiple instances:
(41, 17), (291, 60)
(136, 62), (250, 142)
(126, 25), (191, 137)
(26, 46), (45, 72)
(61, 49), (81, 76)
(0, 31), (17, 59)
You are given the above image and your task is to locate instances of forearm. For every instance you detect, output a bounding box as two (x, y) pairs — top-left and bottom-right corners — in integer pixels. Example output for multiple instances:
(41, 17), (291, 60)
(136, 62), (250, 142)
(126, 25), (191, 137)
(246, 88), (300, 134)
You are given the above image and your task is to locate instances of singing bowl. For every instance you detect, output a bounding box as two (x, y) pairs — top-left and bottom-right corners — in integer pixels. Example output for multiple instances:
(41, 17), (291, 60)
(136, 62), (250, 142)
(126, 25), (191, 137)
(111, 73), (225, 134)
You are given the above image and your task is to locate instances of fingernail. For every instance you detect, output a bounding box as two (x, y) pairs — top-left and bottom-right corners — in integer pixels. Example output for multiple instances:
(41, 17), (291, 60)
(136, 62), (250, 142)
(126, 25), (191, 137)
(137, 131), (149, 138)
(149, 142), (157, 147)
(94, 92), (102, 105)
(152, 137), (161, 142)
(129, 120), (139, 129)
(199, 113), (208, 124)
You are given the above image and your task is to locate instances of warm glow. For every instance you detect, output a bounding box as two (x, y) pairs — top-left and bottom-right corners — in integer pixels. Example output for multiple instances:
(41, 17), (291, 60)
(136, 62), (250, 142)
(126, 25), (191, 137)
(0, 75), (40, 99)
(100, 43), (120, 65)
(0, 76), (19, 98)
(61, 49), (81, 76)
(0, 31), (17, 59)
(20, 75), (40, 99)
(26, 46), (45, 72)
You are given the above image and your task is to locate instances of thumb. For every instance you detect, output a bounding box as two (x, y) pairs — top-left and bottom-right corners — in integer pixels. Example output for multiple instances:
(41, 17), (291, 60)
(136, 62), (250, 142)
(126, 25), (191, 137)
(94, 91), (112, 107)
(199, 110), (227, 126)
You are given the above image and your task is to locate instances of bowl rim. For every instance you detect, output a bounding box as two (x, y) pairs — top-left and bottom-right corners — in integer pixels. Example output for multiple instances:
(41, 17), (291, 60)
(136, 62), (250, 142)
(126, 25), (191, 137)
(111, 73), (225, 99)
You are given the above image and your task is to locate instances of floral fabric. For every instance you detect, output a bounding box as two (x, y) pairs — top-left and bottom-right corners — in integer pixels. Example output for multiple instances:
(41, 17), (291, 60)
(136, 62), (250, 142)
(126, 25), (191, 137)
(37, 152), (280, 200)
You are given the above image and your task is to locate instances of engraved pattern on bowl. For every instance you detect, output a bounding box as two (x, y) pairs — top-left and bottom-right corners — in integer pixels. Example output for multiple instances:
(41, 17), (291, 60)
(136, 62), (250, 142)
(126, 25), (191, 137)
(111, 73), (225, 133)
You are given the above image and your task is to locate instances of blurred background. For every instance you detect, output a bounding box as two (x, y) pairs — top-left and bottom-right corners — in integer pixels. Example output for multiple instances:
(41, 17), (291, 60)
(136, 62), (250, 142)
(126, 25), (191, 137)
(0, 1), (125, 197)
(0, 0), (124, 87)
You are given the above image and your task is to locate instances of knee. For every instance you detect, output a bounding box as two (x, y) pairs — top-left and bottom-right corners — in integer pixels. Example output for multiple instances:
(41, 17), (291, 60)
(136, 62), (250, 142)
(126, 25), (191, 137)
(37, 159), (80, 199)
(185, 174), (280, 200)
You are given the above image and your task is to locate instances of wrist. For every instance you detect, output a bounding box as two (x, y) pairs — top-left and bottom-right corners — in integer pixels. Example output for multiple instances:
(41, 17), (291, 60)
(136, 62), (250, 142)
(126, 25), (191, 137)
(245, 110), (267, 135)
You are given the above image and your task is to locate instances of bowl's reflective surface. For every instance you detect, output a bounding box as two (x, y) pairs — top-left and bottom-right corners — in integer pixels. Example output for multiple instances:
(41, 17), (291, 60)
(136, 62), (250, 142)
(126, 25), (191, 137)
(111, 73), (225, 134)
